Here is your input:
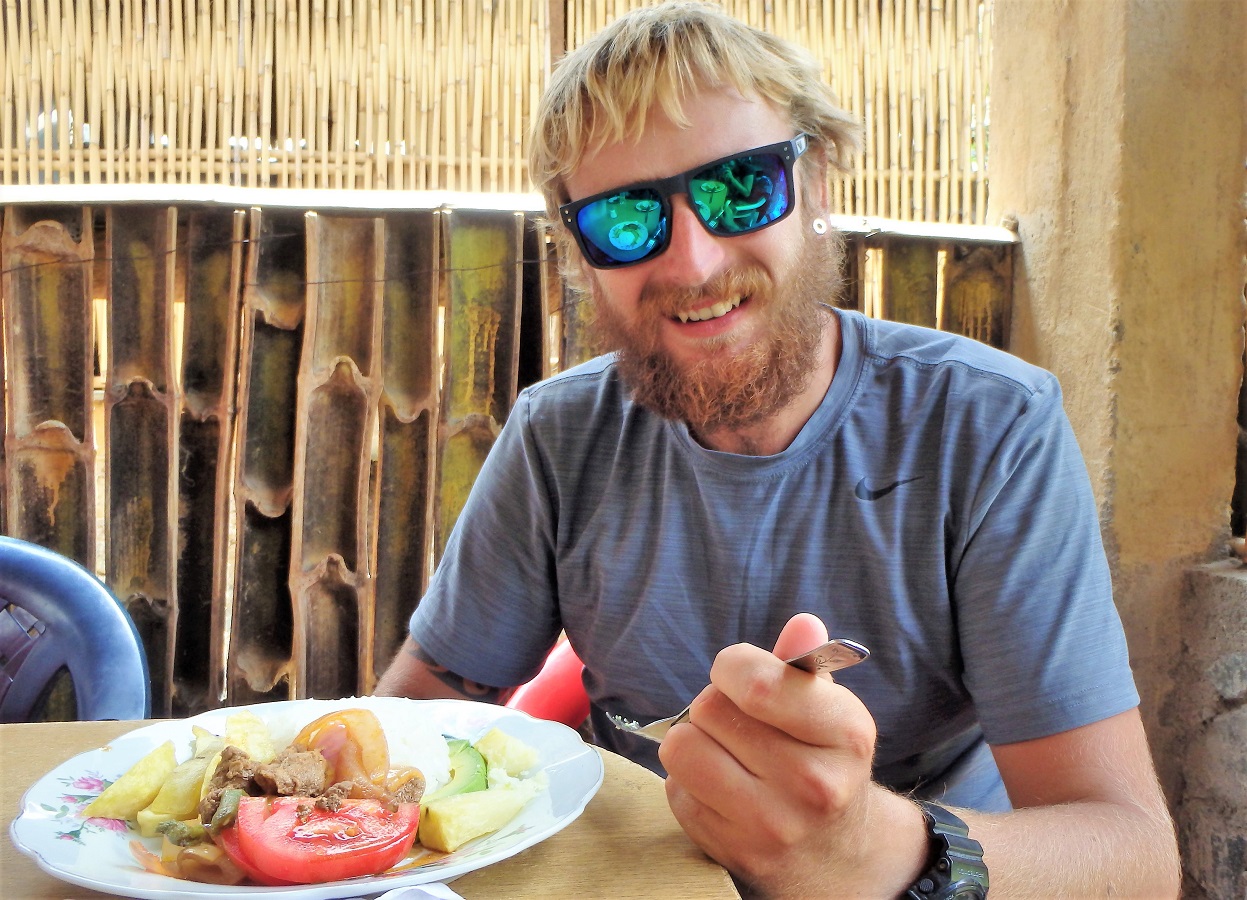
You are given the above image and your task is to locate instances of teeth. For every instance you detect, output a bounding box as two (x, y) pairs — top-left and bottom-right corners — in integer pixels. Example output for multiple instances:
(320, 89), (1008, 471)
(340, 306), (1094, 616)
(675, 295), (744, 323)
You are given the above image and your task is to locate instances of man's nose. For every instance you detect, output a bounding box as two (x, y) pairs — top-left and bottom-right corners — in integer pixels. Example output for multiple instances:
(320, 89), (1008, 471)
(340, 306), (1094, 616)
(652, 195), (727, 286)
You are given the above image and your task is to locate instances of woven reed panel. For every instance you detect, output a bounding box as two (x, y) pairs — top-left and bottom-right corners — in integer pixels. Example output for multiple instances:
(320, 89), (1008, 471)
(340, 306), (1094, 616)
(2, 1), (992, 224)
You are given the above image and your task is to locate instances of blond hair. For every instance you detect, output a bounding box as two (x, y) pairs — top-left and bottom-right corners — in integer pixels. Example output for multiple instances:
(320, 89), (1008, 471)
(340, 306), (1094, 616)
(529, 1), (861, 222)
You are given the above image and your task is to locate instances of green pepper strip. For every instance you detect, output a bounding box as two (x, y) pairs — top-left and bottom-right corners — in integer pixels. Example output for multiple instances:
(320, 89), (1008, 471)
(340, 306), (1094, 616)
(206, 788), (245, 836)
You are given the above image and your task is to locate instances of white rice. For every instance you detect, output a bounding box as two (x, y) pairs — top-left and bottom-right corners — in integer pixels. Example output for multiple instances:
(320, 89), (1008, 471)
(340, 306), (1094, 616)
(256, 697), (452, 794)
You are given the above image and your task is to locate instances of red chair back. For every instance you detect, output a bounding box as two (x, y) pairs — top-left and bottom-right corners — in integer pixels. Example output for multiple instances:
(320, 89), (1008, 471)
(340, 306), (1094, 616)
(505, 640), (589, 729)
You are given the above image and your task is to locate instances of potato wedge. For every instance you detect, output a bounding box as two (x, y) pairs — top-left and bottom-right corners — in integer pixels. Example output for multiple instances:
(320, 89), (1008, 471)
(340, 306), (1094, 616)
(221, 710), (276, 763)
(140, 735), (225, 832)
(83, 741), (178, 820)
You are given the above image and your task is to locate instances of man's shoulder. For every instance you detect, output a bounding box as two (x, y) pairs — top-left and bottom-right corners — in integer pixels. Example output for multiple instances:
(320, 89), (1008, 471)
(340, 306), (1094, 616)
(846, 310), (1056, 397)
(516, 353), (657, 439)
(522, 353), (627, 409)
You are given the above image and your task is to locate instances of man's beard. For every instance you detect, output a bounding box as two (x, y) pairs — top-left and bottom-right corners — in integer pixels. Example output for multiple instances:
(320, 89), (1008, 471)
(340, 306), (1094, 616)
(587, 224), (846, 435)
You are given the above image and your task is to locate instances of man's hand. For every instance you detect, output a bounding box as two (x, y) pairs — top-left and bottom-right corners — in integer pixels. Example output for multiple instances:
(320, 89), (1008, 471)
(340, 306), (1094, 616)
(660, 616), (1181, 899)
(659, 614), (927, 897)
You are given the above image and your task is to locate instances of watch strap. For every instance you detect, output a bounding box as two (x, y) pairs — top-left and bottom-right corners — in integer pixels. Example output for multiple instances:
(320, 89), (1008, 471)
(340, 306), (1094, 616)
(903, 801), (990, 899)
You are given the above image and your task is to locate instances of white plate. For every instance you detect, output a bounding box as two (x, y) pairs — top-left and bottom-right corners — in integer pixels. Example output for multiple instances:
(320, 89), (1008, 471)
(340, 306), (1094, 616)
(10, 697), (604, 899)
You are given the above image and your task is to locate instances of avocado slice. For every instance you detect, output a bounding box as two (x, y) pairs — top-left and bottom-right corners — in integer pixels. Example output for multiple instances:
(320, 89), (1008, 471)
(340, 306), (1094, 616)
(421, 738), (488, 806)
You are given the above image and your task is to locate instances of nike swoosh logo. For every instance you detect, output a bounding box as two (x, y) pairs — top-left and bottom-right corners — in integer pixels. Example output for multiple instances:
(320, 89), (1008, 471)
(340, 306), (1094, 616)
(854, 476), (923, 501)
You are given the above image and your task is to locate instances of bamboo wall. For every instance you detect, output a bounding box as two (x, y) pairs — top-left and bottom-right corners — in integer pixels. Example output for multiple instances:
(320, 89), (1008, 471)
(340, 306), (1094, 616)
(1, 199), (566, 717)
(2, 0), (992, 224)
(0, 198), (1012, 718)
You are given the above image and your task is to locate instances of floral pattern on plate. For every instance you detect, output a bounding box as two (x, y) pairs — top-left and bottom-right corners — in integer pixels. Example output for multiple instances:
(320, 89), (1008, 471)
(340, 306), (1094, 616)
(41, 771), (130, 844)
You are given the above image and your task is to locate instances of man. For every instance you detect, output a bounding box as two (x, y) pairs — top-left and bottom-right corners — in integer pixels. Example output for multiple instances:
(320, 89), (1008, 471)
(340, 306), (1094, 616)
(376, 3), (1180, 896)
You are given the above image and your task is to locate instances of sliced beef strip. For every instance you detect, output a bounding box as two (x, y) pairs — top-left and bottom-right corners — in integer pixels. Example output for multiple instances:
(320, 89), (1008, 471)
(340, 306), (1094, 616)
(314, 781), (353, 811)
(392, 771), (425, 805)
(253, 748), (333, 797)
(198, 745), (262, 822)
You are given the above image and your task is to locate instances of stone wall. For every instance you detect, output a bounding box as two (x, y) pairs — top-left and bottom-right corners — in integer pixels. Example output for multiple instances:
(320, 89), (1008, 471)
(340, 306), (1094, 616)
(1177, 564), (1247, 899)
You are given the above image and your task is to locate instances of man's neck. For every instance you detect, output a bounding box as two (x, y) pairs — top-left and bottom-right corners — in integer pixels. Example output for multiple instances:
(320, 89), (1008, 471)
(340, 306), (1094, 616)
(692, 312), (842, 456)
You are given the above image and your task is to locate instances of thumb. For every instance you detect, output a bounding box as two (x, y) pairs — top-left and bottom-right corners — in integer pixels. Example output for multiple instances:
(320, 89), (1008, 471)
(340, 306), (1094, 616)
(772, 612), (830, 661)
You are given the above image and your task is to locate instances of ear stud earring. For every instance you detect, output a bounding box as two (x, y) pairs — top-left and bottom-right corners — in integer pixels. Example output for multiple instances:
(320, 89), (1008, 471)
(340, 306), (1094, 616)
(812, 218), (828, 235)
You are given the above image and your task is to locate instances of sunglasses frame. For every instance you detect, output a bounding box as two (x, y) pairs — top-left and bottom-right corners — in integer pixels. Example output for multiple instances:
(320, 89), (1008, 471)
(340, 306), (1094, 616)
(559, 133), (811, 270)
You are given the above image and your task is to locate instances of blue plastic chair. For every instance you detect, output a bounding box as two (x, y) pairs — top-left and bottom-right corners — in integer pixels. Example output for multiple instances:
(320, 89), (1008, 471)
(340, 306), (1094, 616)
(0, 535), (151, 722)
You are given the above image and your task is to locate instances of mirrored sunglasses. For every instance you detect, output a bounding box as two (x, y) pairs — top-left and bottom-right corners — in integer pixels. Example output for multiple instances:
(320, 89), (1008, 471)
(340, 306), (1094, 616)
(559, 133), (810, 269)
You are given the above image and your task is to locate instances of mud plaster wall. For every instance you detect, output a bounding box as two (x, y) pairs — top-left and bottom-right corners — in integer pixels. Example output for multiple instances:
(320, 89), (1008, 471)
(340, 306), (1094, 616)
(987, 0), (1246, 895)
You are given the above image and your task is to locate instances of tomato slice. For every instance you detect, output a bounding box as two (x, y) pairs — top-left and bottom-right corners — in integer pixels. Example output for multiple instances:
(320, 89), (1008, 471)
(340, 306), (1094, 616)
(214, 826), (296, 886)
(234, 796), (420, 884)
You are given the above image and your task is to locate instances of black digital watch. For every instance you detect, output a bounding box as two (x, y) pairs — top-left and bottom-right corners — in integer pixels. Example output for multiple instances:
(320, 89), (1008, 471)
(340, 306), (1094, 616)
(903, 801), (989, 899)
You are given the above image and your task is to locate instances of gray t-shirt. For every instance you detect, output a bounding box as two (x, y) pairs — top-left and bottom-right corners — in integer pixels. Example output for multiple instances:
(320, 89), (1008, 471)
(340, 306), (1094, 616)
(410, 309), (1139, 811)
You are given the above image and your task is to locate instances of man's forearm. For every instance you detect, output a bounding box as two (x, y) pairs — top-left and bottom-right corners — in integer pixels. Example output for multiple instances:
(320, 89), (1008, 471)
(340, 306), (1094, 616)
(965, 799), (1180, 898)
(374, 637), (513, 704)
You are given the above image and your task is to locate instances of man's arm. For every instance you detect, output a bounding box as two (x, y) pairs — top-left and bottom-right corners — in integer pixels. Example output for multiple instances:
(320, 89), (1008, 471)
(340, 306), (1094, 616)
(374, 636), (514, 704)
(661, 617), (1180, 899)
(972, 708), (1180, 898)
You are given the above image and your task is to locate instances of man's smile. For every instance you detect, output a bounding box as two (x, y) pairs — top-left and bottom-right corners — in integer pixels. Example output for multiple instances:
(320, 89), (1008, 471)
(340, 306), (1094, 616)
(673, 293), (746, 323)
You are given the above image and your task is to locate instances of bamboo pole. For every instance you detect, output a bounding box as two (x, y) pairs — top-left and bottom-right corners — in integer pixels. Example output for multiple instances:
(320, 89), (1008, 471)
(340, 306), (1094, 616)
(972, 0), (982, 223)
(2, 1), (19, 184)
(29, 0), (46, 184)
(417, 0), (432, 190)
(404, 0), (419, 190)
(313, 0), (327, 186)
(372, 0), (386, 189)
(340, 0), (358, 190)
(937, 1), (952, 222)
(294, 0), (310, 188)
(59, 0), (77, 183)
(151, 0), (167, 184)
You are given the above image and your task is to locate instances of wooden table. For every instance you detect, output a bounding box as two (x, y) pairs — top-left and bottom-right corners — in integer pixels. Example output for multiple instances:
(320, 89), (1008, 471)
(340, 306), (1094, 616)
(2, 720), (739, 899)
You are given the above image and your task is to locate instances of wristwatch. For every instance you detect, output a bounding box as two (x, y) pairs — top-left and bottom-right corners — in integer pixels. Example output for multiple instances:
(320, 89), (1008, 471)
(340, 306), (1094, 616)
(903, 801), (990, 899)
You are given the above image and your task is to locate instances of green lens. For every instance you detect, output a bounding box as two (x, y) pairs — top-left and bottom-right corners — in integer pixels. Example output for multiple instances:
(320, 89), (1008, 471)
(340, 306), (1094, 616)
(691, 152), (789, 234)
(576, 189), (667, 265)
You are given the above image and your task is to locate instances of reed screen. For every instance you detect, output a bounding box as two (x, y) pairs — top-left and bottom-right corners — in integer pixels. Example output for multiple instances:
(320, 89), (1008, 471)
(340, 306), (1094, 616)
(2, 0), (992, 223)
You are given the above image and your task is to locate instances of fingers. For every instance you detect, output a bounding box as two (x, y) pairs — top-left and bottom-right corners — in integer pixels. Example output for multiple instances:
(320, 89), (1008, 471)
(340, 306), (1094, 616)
(677, 679), (873, 796)
(659, 690), (872, 888)
(660, 706), (806, 856)
(706, 641), (876, 750)
(771, 612), (829, 661)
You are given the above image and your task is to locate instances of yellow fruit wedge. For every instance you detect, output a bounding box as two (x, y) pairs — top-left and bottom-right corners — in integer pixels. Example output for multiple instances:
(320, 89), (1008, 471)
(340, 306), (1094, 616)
(83, 741), (178, 820)
(474, 728), (540, 778)
(417, 781), (540, 853)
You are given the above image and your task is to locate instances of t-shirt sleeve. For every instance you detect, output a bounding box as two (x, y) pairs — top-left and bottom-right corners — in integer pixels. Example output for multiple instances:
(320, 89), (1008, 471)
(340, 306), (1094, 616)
(953, 376), (1139, 745)
(407, 392), (563, 687)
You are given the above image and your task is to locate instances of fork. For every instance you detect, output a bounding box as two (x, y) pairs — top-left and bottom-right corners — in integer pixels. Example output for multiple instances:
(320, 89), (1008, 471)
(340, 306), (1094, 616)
(606, 638), (870, 743)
